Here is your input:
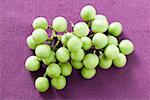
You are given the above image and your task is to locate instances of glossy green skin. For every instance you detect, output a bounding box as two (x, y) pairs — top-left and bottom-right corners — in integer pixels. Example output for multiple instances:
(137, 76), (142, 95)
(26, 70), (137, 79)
(61, 32), (74, 46)
(95, 14), (107, 20)
(32, 17), (48, 30)
(99, 54), (112, 69)
(59, 62), (72, 76)
(35, 44), (51, 59)
(104, 45), (119, 59)
(26, 35), (38, 50)
(80, 5), (96, 21)
(83, 53), (99, 69)
(32, 29), (48, 44)
(42, 51), (56, 65)
(113, 53), (127, 68)
(107, 35), (118, 46)
(46, 63), (61, 78)
(51, 75), (66, 90)
(35, 77), (49, 92)
(92, 33), (108, 49)
(73, 22), (89, 37)
(67, 36), (83, 52)
(81, 37), (92, 50)
(108, 22), (122, 36)
(52, 17), (67, 32)
(56, 47), (70, 63)
(25, 56), (40, 71)
(81, 67), (96, 79)
(71, 60), (83, 69)
(119, 39), (134, 55)
(91, 19), (109, 33)
(71, 49), (85, 61)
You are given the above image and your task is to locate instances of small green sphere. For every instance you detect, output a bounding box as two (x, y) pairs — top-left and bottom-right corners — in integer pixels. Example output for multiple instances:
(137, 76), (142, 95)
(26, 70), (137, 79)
(51, 75), (66, 90)
(32, 17), (48, 30)
(67, 36), (83, 52)
(107, 35), (118, 46)
(71, 60), (83, 69)
(71, 49), (85, 61)
(60, 62), (72, 76)
(81, 37), (92, 50)
(81, 67), (96, 79)
(94, 14), (107, 20)
(46, 63), (61, 78)
(25, 56), (40, 71)
(73, 22), (89, 37)
(61, 32), (74, 46)
(56, 47), (70, 63)
(42, 51), (56, 65)
(32, 28), (48, 44)
(92, 33), (108, 49)
(35, 77), (49, 92)
(119, 39), (134, 55)
(104, 45), (119, 59)
(91, 19), (109, 33)
(35, 44), (51, 59)
(83, 53), (99, 69)
(108, 22), (123, 36)
(99, 54), (112, 69)
(26, 35), (38, 50)
(113, 53), (127, 68)
(52, 17), (67, 32)
(80, 5), (96, 21)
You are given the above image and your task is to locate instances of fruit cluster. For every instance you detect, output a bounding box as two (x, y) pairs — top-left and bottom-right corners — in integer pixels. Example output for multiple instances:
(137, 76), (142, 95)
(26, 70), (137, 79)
(25, 5), (134, 92)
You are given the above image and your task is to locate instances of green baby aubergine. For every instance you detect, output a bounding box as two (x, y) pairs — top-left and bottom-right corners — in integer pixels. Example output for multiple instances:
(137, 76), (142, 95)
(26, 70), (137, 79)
(81, 67), (96, 79)
(52, 16), (67, 32)
(51, 75), (67, 90)
(81, 37), (92, 50)
(35, 44), (51, 59)
(59, 62), (72, 76)
(99, 54), (112, 69)
(35, 77), (49, 92)
(26, 35), (38, 50)
(73, 22), (89, 37)
(108, 22), (122, 36)
(71, 60), (83, 69)
(80, 5), (96, 21)
(25, 56), (40, 71)
(119, 39), (134, 55)
(56, 47), (70, 63)
(113, 53), (127, 68)
(92, 33), (108, 49)
(67, 36), (83, 52)
(46, 63), (61, 78)
(32, 17), (48, 30)
(83, 53), (99, 69)
(32, 28), (48, 44)
(104, 45), (119, 59)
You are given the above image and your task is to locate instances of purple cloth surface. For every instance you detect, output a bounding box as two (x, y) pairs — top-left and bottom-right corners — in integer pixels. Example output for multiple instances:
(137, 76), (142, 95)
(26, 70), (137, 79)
(0, 0), (150, 100)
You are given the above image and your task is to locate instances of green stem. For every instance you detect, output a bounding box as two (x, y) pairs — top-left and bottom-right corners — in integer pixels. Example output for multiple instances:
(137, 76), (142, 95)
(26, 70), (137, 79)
(53, 40), (60, 50)
(87, 21), (92, 27)
(43, 72), (47, 77)
(47, 30), (56, 41)
(63, 30), (68, 33)
(99, 51), (103, 55)
(89, 34), (94, 38)
(51, 30), (56, 38)
(47, 38), (53, 41)
(48, 26), (53, 30)
(56, 35), (62, 40)
(70, 21), (74, 28)
(93, 50), (96, 54)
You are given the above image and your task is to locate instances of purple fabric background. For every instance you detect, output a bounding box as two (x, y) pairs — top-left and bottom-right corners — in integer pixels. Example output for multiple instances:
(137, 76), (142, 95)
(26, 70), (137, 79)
(0, 0), (150, 100)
